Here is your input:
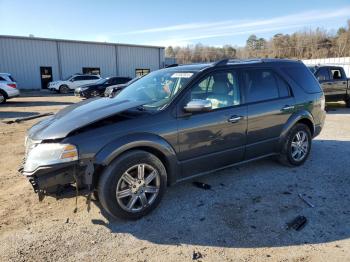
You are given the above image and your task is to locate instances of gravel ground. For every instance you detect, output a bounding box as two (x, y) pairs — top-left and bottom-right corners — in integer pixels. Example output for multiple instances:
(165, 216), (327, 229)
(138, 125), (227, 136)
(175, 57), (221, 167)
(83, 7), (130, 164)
(0, 93), (349, 262)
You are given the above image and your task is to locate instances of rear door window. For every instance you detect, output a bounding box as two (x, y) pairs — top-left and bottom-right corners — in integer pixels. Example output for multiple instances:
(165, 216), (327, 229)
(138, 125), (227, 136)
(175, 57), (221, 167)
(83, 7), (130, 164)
(282, 65), (322, 93)
(0, 76), (6, 81)
(330, 68), (344, 80)
(9, 76), (16, 82)
(316, 68), (330, 81)
(243, 69), (279, 103)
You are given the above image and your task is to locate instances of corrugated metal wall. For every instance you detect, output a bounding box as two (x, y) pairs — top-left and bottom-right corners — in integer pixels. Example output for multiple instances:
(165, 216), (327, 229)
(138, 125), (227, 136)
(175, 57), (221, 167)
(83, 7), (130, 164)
(0, 38), (60, 89)
(303, 57), (350, 77)
(117, 46), (162, 77)
(59, 42), (116, 79)
(0, 36), (165, 89)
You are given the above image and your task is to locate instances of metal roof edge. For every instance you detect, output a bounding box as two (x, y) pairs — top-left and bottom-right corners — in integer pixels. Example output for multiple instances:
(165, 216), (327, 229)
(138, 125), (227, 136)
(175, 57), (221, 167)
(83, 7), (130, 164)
(0, 35), (165, 49)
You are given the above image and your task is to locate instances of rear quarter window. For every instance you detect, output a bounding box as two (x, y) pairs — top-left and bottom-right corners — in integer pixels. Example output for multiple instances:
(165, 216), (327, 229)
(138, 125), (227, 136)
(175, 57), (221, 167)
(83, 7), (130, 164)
(282, 65), (322, 93)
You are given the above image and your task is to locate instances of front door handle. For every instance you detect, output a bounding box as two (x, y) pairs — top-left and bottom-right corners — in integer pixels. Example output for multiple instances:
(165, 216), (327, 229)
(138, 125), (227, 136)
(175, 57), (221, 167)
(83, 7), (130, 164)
(281, 105), (295, 111)
(228, 115), (242, 123)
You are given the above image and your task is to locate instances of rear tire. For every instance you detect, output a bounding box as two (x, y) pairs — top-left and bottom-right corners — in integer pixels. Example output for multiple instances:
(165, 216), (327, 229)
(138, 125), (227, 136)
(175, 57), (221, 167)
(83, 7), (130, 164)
(59, 85), (70, 94)
(279, 123), (312, 167)
(98, 150), (167, 220)
(0, 91), (6, 104)
(345, 95), (350, 108)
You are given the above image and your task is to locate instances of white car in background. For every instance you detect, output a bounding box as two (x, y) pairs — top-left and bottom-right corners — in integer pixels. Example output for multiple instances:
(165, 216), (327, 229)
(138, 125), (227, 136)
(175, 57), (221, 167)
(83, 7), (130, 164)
(48, 74), (101, 94)
(0, 73), (20, 104)
(0, 83), (20, 104)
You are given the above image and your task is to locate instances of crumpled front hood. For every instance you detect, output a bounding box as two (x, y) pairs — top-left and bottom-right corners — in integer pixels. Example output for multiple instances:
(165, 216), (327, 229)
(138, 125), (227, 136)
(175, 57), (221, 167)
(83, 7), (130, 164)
(28, 98), (147, 140)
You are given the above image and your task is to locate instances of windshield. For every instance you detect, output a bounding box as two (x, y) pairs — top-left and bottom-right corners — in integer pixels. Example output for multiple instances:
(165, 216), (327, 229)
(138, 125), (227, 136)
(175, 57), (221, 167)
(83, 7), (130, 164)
(307, 66), (316, 74)
(115, 69), (195, 109)
(64, 75), (74, 81)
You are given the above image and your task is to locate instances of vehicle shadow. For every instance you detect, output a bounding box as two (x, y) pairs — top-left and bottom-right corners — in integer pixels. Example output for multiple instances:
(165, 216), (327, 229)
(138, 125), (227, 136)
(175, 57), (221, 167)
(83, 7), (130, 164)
(3, 100), (74, 107)
(0, 111), (40, 119)
(326, 102), (350, 114)
(91, 139), (350, 248)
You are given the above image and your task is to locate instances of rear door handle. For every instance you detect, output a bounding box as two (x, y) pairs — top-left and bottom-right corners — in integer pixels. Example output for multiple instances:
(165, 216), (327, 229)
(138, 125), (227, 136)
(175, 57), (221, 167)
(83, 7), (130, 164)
(281, 105), (295, 111)
(228, 115), (242, 123)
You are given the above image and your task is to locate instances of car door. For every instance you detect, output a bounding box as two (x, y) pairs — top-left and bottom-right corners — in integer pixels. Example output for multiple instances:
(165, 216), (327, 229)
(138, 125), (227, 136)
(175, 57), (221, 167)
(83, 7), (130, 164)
(177, 69), (247, 178)
(315, 67), (333, 100)
(243, 68), (295, 159)
(82, 75), (97, 85)
(329, 67), (348, 99)
(70, 76), (85, 89)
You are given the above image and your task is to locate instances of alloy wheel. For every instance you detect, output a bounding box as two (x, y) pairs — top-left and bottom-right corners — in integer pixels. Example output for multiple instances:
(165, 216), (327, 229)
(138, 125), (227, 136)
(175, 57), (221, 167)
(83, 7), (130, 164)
(291, 130), (309, 161)
(116, 164), (160, 213)
(0, 94), (4, 103)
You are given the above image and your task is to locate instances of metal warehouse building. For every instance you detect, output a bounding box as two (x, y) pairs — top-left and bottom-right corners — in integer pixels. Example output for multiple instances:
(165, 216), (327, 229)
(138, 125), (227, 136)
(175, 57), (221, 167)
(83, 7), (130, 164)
(0, 35), (165, 90)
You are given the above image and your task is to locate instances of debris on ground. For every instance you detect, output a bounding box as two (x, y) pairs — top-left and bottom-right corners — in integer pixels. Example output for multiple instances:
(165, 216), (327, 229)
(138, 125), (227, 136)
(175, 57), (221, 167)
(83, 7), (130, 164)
(287, 215), (308, 231)
(2, 112), (53, 124)
(192, 182), (211, 190)
(192, 251), (203, 260)
(298, 193), (315, 208)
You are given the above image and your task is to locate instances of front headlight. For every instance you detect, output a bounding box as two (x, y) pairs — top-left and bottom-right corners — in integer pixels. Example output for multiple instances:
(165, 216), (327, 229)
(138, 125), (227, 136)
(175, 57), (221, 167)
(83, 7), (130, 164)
(23, 143), (78, 173)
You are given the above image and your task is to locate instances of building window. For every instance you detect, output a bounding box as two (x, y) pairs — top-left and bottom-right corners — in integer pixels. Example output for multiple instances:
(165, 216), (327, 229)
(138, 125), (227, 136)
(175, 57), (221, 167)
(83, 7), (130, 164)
(82, 67), (101, 75)
(135, 69), (150, 77)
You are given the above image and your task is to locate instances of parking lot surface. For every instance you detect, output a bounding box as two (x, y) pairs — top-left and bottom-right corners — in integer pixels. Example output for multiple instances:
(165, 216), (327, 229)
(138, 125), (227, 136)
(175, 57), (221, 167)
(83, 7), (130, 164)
(0, 93), (349, 261)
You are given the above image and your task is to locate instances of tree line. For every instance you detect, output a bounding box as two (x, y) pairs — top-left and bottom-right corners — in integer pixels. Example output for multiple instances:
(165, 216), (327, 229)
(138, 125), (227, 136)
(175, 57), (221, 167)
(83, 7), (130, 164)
(165, 20), (350, 64)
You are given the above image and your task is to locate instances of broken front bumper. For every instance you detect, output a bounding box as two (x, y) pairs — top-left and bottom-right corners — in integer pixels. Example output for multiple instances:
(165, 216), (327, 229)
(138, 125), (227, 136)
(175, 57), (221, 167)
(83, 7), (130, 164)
(20, 160), (94, 198)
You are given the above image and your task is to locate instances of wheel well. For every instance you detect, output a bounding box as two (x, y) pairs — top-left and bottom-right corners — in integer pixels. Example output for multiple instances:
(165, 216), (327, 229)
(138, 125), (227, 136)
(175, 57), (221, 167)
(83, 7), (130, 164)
(297, 118), (314, 136)
(134, 146), (172, 185)
(95, 146), (173, 187)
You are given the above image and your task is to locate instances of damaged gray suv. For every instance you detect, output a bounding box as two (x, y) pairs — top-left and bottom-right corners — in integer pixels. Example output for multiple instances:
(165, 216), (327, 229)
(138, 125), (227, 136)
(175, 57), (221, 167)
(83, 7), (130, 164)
(21, 59), (326, 219)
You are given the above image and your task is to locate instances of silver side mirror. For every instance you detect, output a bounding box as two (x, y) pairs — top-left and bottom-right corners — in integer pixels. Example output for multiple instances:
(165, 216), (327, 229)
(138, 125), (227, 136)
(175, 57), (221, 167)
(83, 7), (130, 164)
(184, 99), (212, 113)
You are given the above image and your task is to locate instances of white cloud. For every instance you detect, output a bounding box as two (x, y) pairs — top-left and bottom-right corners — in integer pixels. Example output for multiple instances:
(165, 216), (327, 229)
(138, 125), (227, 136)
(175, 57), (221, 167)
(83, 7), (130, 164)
(119, 6), (350, 46)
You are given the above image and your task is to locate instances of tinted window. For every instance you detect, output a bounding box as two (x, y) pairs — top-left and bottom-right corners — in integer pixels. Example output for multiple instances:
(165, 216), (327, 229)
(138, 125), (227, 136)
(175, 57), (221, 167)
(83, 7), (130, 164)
(243, 69), (279, 103)
(282, 65), (322, 93)
(190, 71), (241, 109)
(9, 76), (16, 82)
(73, 76), (85, 81)
(0, 76), (6, 81)
(84, 75), (99, 80)
(275, 73), (291, 97)
(114, 77), (131, 84)
(330, 68), (344, 80)
(316, 68), (330, 81)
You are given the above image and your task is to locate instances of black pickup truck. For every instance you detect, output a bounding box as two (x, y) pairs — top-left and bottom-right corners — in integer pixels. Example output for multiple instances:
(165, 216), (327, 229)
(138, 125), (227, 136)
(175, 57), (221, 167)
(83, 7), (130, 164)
(308, 65), (350, 107)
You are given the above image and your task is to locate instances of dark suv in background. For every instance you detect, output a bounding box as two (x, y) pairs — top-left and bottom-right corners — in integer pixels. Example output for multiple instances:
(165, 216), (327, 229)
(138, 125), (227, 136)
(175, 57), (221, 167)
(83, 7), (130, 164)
(22, 59), (326, 219)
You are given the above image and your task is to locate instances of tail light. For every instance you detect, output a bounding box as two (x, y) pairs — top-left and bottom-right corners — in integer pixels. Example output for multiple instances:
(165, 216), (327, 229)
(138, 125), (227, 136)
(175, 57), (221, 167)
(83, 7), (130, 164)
(7, 83), (17, 88)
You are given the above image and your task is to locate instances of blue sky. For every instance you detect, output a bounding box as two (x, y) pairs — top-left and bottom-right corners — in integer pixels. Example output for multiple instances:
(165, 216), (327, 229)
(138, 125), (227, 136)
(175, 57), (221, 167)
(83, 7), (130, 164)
(0, 0), (349, 47)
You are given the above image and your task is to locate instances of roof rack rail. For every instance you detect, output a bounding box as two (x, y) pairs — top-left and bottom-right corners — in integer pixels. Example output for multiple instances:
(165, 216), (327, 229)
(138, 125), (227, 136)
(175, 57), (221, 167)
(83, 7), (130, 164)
(165, 64), (179, 68)
(212, 59), (229, 66)
(213, 58), (264, 67)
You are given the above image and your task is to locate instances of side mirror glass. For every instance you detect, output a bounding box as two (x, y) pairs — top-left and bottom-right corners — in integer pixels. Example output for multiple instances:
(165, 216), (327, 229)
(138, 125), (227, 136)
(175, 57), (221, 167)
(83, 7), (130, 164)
(184, 99), (212, 113)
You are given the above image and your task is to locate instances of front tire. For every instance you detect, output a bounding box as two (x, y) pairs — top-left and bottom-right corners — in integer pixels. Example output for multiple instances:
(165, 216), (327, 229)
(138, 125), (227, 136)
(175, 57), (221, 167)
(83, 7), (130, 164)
(279, 123), (312, 166)
(98, 150), (167, 220)
(59, 85), (70, 94)
(345, 95), (350, 108)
